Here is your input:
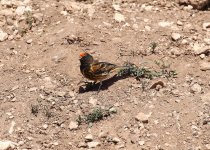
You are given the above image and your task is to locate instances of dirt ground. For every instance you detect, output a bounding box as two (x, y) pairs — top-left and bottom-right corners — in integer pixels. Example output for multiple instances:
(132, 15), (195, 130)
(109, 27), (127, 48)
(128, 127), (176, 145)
(0, 0), (210, 150)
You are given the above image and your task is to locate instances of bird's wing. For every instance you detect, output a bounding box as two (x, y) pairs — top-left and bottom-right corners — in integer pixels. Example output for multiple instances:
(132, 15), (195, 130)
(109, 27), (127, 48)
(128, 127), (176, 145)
(90, 62), (118, 75)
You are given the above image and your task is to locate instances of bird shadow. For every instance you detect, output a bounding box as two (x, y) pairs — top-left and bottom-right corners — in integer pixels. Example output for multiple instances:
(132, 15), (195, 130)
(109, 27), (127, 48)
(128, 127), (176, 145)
(78, 75), (129, 93)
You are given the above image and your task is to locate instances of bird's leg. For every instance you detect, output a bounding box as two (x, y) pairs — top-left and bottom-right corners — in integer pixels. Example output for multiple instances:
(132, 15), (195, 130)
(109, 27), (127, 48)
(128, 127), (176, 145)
(97, 81), (103, 93)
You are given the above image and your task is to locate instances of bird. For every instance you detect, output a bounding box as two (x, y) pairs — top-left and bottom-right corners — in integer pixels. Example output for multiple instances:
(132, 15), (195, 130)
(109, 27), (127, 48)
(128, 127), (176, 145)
(79, 52), (127, 91)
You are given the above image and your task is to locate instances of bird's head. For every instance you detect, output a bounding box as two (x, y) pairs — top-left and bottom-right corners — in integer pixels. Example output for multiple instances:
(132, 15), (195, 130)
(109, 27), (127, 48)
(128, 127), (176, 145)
(79, 52), (94, 65)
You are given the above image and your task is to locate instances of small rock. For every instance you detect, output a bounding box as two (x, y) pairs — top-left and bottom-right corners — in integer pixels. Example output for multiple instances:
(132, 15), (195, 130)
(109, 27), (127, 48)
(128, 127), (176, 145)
(112, 137), (120, 144)
(190, 83), (202, 93)
(33, 13), (44, 22)
(0, 30), (8, 42)
(135, 112), (150, 123)
(8, 121), (16, 134)
(51, 55), (66, 63)
(60, 11), (68, 16)
(77, 142), (87, 148)
(26, 39), (33, 44)
(206, 144), (210, 150)
(56, 91), (66, 97)
(0, 140), (16, 150)
(171, 33), (181, 41)
(177, 20), (183, 26)
(200, 54), (205, 59)
(181, 39), (189, 45)
(114, 12), (125, 22)
(109, 107), (117, 114)
(200, 92), (210, 102)
(183, 5), (193, 10)
(158, 21), (173, 27)
(204, 38), (210, 45)
(15, 6), (32, 16)
(145, 5), (153, 11)
(87, 141), (100, 148)
(85, 134), (93, 142)
(42, 124), (48, 130)
(145, 25), (151, 31)
(200, 62), (210, 71)
(193, 43), (210, 55)
(98, 132), (108, 138)
(112, 4), (121, 11)
(170, 47), (182, 56)
(69, 121), (78, 130)
(132, 24), (138, 30)
(138, 140), (145, 146)
(203, 22), (210, 31)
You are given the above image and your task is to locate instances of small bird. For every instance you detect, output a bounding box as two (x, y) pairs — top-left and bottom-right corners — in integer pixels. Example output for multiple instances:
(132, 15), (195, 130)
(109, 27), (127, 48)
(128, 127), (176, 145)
(79, 52), (126, 91)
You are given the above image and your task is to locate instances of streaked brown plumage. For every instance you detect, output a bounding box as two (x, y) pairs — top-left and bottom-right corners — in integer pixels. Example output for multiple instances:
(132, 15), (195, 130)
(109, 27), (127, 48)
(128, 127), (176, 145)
(79, 52), (124, 84)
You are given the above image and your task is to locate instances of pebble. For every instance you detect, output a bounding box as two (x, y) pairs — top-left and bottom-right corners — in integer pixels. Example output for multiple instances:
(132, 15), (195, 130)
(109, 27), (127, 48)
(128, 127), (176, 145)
(158, 21), (173, 27)
(42, 124), (48, 130)
(109, 107), (117, 114)
(114, 12), (125, 22)
(200, 54), (205, 59)
(26, 39), (33, 44)
(85, 134), (93, 142)
(200, 62), (210, 71)
(171, 33), (181, 41)
(135, 112), (150, 123)
(177, 20), (183, 26)
(200, 92), (210, 102)
(112, 4), (121, 11)
(204, 38), (210, 45)
(138, 140), (145, 146)
(112, 137), (120, 144)
(98, 132), (108, 138)
(0, 29), (8, 42)
(206, 144), (210, 150)
(87, 141), (100, 148)
(77, 142), (87, 148)
(193, 43), (210, 55)
(0, 140), (16, 150)
(190, 83), (202, 93)
(69, 121), (78, 130)
(203, 22), (210, 30)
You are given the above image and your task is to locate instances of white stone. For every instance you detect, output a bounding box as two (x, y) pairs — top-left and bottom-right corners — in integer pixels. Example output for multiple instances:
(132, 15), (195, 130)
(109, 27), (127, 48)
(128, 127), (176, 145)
(112, 4), (121, 11)
(0, 140), (16, 150)
(158, 21), (173, 27)
(206, 144), (210, 150)
(85, 134), (93, 141)
(201, 92), (210, 102)
(16, 6), (26, 15)
(193, 43), (210, 55)
(0, 30), (8, 42)
(135, 112), (150, 123)
(69, 121), (78, 130)
(200, 62), (210, 71)
(171, 33), (181, 41)
(190, 83), (202, 93)
(87, 141), (100, 148)
(203, 22), (210, 30)
(42, 124), (48, 129)
(114, 12), (125, 22)
(138, 140), (145, 146)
